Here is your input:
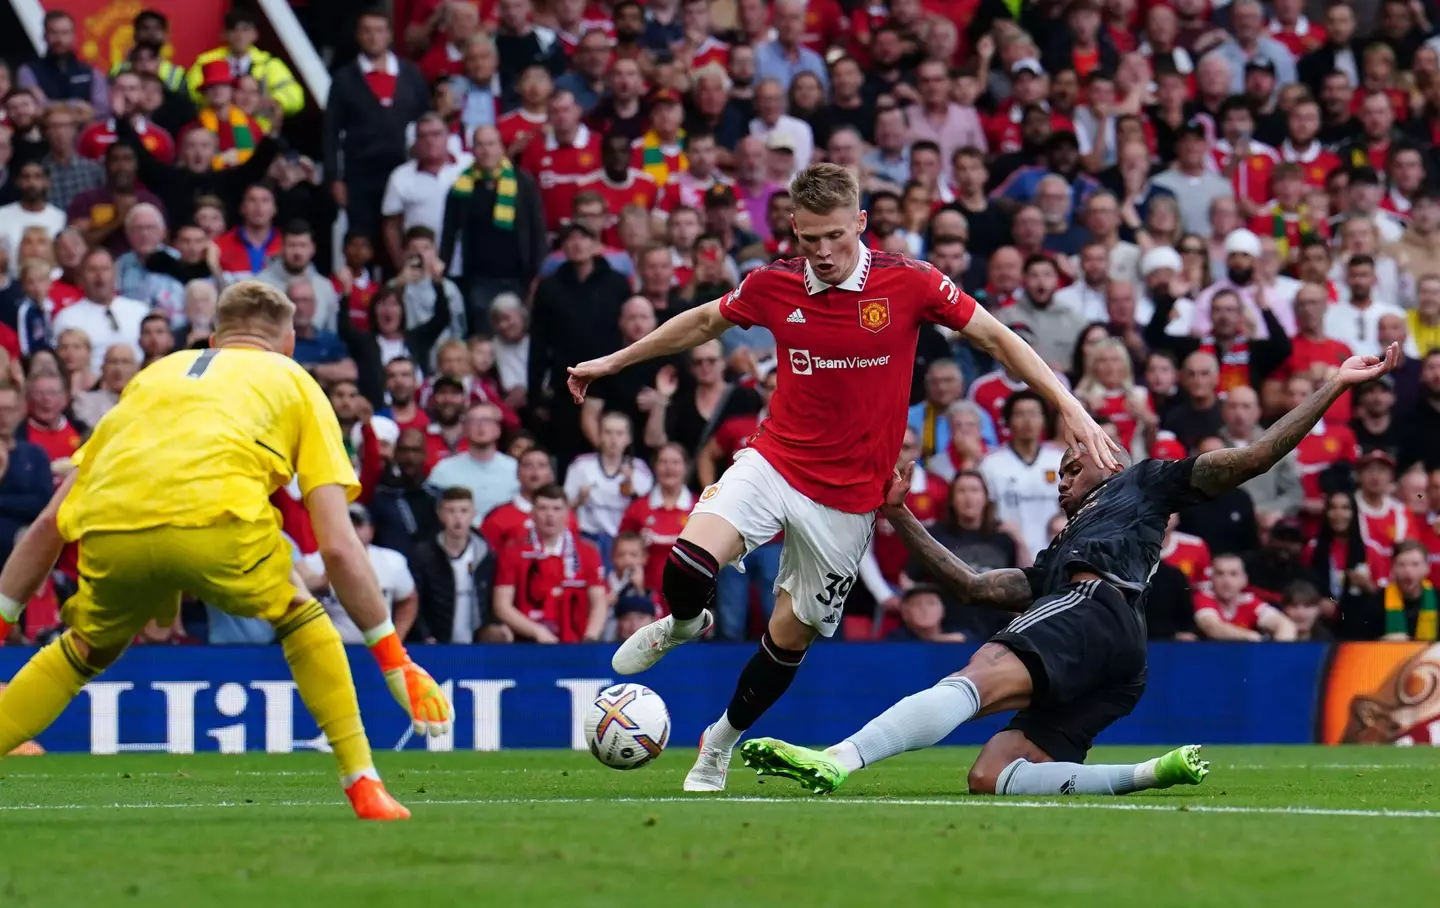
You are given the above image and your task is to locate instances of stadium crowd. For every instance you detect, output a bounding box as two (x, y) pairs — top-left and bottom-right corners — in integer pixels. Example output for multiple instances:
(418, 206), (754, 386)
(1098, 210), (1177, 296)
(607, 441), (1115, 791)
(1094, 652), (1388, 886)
(0, 0), (1437, 648)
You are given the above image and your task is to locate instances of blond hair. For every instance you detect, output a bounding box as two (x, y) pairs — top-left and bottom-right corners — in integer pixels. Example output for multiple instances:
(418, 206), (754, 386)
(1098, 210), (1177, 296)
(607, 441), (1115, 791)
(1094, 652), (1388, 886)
(789, 163), (860, 215)
(215, 280), (296, 340)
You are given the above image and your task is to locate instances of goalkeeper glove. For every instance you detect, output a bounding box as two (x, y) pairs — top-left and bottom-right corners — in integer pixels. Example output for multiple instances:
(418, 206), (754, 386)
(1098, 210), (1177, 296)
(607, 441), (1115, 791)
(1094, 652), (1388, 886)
(365, 620), (452, 737)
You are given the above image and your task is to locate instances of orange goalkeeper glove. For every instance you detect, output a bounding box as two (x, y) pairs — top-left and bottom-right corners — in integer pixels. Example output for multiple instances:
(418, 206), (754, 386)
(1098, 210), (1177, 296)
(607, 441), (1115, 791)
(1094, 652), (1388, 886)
(365, 620), (452, 737)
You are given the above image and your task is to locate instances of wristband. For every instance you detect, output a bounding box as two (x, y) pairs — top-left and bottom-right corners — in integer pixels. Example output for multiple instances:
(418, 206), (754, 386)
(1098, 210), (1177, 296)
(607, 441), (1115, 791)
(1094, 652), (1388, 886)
(0, 593), (22, 623)
(364, 619), (408, 670)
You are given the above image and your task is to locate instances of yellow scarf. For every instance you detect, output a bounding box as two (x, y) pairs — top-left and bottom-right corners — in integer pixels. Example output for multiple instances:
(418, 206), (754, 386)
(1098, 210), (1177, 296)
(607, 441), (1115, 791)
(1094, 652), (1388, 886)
(1385, 580), (1437, 640)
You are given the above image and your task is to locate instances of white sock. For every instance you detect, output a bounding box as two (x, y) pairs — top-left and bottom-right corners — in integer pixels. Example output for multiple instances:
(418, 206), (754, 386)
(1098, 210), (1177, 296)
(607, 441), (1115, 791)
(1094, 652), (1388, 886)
(704, 712), (742, 751)
(843, 676), (982, 768)
(826, 740), (865, 773)
(996, 759), (1146, 796)
(340, 766), (380, 788)
(671, 613), (707, 638)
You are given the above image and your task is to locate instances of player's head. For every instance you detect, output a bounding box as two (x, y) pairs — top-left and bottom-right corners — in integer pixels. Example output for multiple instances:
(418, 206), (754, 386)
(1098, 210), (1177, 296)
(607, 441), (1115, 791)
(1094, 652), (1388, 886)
(789, 163), (867, 285)
(214, 280), (296, 355)
(532, 483), (570, 537)
(437, 486), (476, 536)
(518, 447), (555, 493)
(1211, 553), (1248, 601)
(1002, 389), (1049, 445)
(1057, 440), (1131, 517)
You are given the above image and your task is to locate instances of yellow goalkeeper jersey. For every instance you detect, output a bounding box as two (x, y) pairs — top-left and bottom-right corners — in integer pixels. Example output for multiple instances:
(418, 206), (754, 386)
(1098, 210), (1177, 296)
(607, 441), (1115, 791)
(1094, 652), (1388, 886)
(57, 346), (358, 541)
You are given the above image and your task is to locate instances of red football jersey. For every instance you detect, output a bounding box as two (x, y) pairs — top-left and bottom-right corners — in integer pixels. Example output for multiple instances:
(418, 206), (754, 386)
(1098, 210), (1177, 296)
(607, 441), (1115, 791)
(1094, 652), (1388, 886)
(481, 498), (582, 552)
(1295, 421), (1359, 504)
(1358, 495), (1409, 555)
(689, 36), (730, 70)
(968, 369), (1026, 443)
(494, 534), (606, 642)
(1161, 531), (1213, 589)
(25, 418), (82, 477)
(1210, 140), (1279, 208)
(78, 119), (175, 164)
(496, 109), (548, 154)
(871, 465), (948, 581)
(575, 169), (660, 246)
(718, 248), (977, 513)
(1193, 591), (1271, 631)
(1268, 18), (1327, 57)
(1090, 387), (1149, 452)
(519, 125), (604, 231)
(1408, 513), (1440, 587)
(618, 487), (696, 598)
(1283, 336), (1353, 422)
(423, 423), (463, 472)
(1280, 142), (1342, 189)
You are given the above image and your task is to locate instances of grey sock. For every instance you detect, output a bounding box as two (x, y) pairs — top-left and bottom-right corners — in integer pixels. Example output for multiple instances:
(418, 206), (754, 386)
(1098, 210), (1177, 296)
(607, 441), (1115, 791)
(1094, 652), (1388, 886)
(996, 759), (1139, 796)
(845, 676), (981, 768)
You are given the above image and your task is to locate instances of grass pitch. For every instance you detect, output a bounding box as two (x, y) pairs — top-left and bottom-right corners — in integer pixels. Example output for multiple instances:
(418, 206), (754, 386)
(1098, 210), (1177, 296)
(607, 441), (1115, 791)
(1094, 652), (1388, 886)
(0, 746), (1437, 907)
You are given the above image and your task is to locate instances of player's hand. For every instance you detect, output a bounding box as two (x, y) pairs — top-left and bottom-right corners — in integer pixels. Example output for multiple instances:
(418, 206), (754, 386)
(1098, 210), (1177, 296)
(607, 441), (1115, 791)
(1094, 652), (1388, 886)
(1337, 343), (1401, 388)
(1059, 402), (1125, 473)
(567, 355), (617, 403)
(882, 462), (913, 511)
(368, 628), (452, 737)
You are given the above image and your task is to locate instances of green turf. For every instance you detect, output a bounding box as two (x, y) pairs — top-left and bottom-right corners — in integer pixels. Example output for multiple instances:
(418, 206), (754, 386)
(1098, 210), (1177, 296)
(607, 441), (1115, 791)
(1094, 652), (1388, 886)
(1, 746), (1438, 907)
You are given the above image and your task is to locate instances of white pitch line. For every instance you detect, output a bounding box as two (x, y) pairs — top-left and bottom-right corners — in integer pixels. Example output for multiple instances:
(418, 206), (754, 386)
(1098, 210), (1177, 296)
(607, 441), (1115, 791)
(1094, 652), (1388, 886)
(1, 796), (1438, 820)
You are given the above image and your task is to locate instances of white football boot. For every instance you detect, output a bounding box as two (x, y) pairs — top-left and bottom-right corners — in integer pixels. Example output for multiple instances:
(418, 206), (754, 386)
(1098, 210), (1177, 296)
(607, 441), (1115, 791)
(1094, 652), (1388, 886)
(683, 724), (732, 792)
(611, 609), (714, 675)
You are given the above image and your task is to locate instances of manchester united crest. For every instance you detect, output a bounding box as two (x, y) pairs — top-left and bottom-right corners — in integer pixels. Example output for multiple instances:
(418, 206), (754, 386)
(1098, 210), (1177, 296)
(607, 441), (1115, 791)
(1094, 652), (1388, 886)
(578, 152), (594, 167)
(1045, 470), (1057, 483)
(859, 298), (890, 334)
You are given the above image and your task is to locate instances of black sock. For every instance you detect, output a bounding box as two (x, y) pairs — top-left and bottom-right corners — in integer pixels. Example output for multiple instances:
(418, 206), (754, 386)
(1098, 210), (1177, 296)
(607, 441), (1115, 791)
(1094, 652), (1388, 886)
(662, 539), (720, 622)
(724, 632), (806, 731)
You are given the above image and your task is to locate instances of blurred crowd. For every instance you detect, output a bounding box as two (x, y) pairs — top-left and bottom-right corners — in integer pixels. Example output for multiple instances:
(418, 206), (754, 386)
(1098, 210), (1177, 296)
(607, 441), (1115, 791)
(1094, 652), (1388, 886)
(0, 0), (1438, 648)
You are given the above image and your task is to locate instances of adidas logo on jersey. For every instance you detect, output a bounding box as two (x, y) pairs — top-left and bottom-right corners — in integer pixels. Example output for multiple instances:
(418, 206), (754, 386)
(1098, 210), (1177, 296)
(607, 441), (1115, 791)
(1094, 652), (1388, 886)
(786, 309), (806, 324)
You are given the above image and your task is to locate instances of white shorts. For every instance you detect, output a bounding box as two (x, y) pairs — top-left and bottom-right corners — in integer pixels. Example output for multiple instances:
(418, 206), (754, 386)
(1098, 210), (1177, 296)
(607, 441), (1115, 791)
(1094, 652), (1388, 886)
(692, 448), (875, 637)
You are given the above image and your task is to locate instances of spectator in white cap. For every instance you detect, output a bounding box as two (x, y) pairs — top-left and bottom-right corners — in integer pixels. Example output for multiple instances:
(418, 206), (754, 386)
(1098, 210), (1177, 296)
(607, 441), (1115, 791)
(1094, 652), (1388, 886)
(1138, 245), (1195, 336)
(1191, 227), (1294, 342)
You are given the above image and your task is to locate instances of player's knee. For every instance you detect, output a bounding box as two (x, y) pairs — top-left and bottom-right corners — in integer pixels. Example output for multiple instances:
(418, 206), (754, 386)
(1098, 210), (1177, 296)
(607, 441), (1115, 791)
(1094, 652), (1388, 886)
(663, 539), (721, 618)
(967, 757), (1005, 795)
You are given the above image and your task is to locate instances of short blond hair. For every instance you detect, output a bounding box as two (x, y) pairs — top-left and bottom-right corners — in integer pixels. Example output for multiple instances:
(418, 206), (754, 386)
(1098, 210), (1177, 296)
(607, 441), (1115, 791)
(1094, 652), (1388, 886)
(789, 163), (860, 215)
(216, 280), (296, 339)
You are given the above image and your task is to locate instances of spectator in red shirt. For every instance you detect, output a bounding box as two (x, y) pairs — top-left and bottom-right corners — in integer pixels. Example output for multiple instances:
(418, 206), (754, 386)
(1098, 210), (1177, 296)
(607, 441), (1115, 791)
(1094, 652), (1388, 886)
(78, 71), (175, 164)
(619, 442), (695, 598)
(519, 89), (603, 231)
(423, 375), (468, 470)
(381, 356), (428, 435)
(492, 484), (608, 642)
(1192, 553), (1298, 640)
(1306, 490), (1392, 636)
(213, 183), (280, 278)
(419, 1), (485, 84)
(15, 372), (81, 473)
(480, 446), (562, 551)
(1283, 283), (1353, 420)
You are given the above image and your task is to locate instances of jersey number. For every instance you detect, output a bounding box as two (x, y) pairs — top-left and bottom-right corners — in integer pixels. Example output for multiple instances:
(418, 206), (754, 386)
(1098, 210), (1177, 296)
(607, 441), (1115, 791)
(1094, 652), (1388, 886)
(187, 349), (219, 378)
(815, 572), (854, 608)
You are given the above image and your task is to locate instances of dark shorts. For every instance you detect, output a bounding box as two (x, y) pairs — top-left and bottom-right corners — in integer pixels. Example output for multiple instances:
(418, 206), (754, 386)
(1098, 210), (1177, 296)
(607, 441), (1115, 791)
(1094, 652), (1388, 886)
(990, 578), (1147, 764)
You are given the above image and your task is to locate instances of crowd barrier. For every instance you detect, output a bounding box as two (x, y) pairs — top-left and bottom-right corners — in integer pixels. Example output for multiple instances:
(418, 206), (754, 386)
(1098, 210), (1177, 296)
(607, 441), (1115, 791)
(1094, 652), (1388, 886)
(2, 642), (1437, 754)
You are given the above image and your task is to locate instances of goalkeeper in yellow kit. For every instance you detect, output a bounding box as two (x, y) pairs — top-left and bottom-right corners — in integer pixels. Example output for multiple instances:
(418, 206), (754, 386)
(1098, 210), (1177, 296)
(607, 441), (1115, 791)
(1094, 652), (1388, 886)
(0, 281), (450, 820)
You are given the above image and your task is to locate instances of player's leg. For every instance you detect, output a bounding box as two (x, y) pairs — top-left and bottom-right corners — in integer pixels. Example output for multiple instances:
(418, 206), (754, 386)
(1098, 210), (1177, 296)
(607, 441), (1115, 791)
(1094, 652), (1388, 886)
(743, 579), (1123, 792)
(971, 689), (1208, 795)
(0, 473), (74, 637)
(686, 489), (871, 791)
(0, 530), (152, 755)
(185, 521), (405, 820)
(613, 450), (780, 674)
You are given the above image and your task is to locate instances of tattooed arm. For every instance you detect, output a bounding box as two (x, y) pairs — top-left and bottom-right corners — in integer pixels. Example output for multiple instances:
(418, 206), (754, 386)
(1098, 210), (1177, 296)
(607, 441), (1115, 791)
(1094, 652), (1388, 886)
(1190, 345), (1401, 498)
(886, 505), (1033, 612)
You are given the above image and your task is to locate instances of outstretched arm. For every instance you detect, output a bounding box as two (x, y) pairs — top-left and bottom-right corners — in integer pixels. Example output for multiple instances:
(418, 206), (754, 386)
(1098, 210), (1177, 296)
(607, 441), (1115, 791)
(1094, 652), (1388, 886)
(961, 304), (1125, 472)
(882, 464), (1032, 612)
(1190, 344), (1401, 498)
(887, 505), (1033, 612)
(567, 299), (734, 403)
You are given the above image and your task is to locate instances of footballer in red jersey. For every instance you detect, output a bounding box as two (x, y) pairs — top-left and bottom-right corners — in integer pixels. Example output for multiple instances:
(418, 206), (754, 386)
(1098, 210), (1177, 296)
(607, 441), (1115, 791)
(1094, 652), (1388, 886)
(567, 162), (1119, 792)
(492, 487), (607, 643)
(1192, 554), (1296, 640)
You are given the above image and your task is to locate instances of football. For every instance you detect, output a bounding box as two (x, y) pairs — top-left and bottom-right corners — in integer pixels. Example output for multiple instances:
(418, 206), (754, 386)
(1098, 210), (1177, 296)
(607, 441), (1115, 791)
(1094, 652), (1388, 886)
(584, 683), (671, 770)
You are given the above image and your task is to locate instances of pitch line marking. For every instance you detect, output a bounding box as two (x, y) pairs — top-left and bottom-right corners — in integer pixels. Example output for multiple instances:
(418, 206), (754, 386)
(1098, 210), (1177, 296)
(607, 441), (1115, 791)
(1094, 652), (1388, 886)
(2, 796), (1439, 819)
